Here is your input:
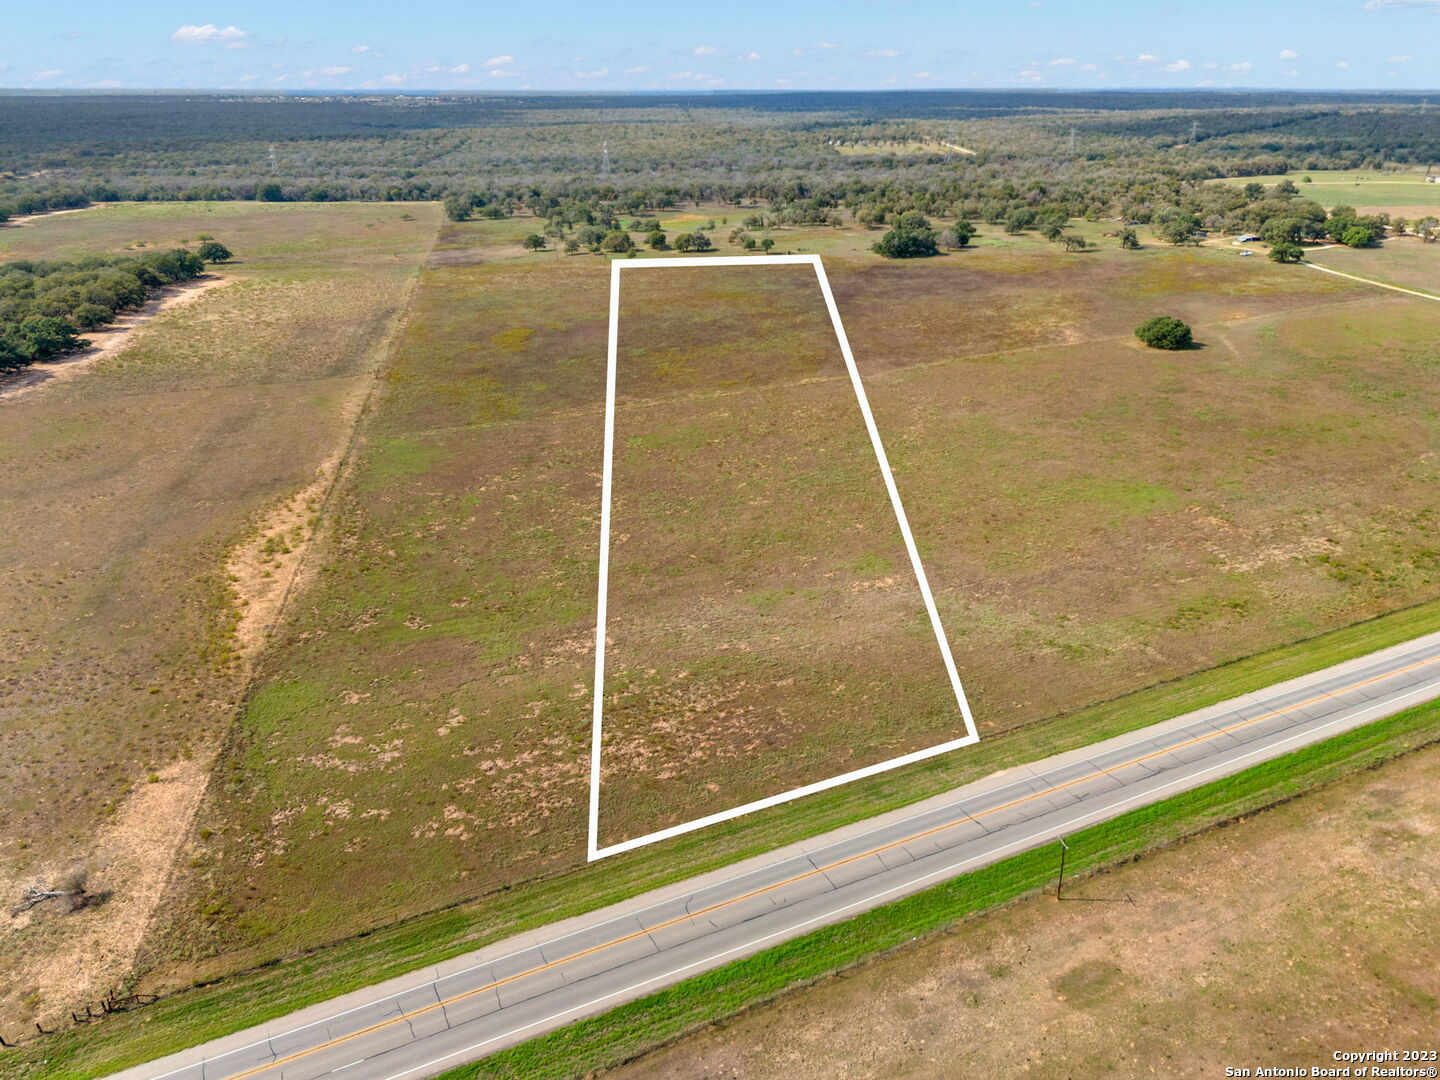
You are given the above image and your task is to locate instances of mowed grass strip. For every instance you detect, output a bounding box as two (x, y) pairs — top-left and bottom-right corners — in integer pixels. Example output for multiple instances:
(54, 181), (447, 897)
(9, 593), (1440, 1080)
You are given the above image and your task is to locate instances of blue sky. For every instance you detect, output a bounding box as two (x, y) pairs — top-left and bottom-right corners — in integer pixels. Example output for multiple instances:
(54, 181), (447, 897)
(5, 0), (1439, 92)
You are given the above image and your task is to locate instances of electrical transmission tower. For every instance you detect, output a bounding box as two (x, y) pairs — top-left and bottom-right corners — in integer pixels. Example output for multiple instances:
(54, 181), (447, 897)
(1067, 127), (1076, 155)
(267, 144), (278, 175)
(602, 139), (610, 174)
(1189, 119), (1199, 144)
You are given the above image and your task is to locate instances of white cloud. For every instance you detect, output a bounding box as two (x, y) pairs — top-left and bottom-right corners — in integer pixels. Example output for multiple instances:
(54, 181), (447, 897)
(1388, 53), (1414, 61)
(741, 51), (762, 61)
(791, 41), (839, 57)
(382, 73), (406, 83)
(170, 24), (251, 48)
(1364, 0), (1440, 8)
(483, 54), (514, 67)
(863, 48), (900, 58)
(290, 66), (353, 80)
(1049, 57), (1076, 66)
(1136, 53), (1159, 62)
(1017, 68), (1042, 79)
(1079, 63), (1099, 72)
(573, 67), (609, 78)
(352, 45), (370, 54)
(1197, 78), (1216, 86)
(1229, 60), (1253, 71)
(693, 45), (723, 56)
(1278, 48), (1300, 59)
(668, 70), (695, 80)
(623, 66), (650, 74)
(1281, 67), (1300, 76)
(912, 71), (933, 79)
(34, 69), (63, 79)
(86, 79), (124, 88)
(1202, 60), (1218, 69)
(488, 68), (520, 78)
(450, 63), (471, 74)
(1163, 59), (1192, 71)
(1337, 60), (1351, 68)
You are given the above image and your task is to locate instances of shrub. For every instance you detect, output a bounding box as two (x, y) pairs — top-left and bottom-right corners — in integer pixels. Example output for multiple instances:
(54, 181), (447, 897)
(872, 227), (939, 259)
(1135, 316), (1193, 350)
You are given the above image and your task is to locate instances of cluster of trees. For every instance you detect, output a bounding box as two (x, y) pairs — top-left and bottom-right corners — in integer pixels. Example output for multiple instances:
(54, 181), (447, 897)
(0, 185), (92, 224)
(0, 244), (225, 372)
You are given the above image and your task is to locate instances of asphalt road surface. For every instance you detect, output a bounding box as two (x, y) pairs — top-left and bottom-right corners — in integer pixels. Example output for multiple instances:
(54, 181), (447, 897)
(114, 630), (1440, 1080)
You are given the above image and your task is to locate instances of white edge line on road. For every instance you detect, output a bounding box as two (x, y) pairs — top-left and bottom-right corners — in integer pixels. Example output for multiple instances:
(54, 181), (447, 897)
(384, 681), (1440, 1080)
(588, 253), (977, 862)
(139, 640), (1440, 1080)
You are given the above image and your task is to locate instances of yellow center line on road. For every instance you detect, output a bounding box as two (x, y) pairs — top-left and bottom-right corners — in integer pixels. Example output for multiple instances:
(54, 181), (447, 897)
(212, 651), (1440, 1080)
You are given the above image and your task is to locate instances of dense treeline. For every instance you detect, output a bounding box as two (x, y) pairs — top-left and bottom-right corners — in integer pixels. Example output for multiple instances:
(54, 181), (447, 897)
(2, 91), (1438, 228)
(0, 247), (213, 371)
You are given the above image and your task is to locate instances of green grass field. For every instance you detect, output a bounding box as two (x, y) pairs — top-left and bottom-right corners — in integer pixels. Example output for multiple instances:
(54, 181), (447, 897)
(136, 216), (1440, 982)
(1217, 168), (1440, 216)
(8, 201), (1440, 1069)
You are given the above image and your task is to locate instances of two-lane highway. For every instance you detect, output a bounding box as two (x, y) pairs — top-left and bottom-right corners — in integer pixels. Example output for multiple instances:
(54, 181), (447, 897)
(113, 630), (1440, 1080)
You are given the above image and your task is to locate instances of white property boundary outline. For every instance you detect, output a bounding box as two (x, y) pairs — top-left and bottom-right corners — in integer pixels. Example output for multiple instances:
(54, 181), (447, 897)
(588, 254), (979, 861)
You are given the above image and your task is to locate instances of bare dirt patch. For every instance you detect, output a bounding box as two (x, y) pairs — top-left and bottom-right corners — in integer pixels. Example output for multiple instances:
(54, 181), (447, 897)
(227, 432), (356, 659)
(0, 753), (216, 1030)
(0, 275), (231, 402)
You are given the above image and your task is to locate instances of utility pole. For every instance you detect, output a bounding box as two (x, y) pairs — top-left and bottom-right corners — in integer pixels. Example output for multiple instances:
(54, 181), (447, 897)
(1055, 836), (1070, 899)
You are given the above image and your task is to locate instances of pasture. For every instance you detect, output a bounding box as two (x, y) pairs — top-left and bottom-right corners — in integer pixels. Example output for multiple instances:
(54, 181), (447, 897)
(148, 214), (1440, 984)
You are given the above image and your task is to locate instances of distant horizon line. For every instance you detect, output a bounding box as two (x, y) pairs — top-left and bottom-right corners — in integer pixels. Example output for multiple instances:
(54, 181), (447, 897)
(3, 85), (1439, 96)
